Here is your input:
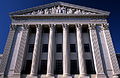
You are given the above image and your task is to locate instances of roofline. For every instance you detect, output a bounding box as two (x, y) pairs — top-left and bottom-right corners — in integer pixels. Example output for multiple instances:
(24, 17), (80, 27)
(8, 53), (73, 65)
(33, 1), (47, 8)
(9, 1), (110, 16)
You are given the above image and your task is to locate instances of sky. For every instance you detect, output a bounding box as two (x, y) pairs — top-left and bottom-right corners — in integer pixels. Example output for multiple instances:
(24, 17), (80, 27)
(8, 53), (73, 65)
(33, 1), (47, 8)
(0, 0), (120, 54)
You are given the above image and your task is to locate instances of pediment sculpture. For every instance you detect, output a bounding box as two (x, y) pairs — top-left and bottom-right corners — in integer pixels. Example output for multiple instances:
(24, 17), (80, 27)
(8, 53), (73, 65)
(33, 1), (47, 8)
(23, 6), (97, 15)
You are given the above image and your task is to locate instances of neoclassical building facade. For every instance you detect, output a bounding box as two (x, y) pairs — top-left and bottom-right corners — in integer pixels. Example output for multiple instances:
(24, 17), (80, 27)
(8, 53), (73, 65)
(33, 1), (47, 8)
(0, 2), (119, 78)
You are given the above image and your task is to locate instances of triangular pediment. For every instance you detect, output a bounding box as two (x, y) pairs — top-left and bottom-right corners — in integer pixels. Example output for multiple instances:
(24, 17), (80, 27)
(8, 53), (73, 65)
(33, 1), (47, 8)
(10, 2), (110, 16)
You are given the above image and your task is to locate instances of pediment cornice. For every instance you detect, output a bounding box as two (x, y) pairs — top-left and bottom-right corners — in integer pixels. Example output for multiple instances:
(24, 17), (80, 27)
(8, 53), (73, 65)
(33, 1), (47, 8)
(10, 2), (110, 17)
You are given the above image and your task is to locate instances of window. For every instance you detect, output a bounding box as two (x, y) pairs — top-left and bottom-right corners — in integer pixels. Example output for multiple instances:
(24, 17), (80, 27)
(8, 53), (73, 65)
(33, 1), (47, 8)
(56, 44), (62, 52)
(54, 60), (63, 74)
(43, 27), (49, 33)
(84, 44), (90, 52)
(69, 26), (75, 33)
(22, 60), (32, 74)
(28, 44), (34, 53)
(30, 27), (36, 33)
(82, 27), (88, 33)
(42, 44), (48, 53)
(56, 26), (62, 33)
(38, 60), (47, 74)
(70, 44), (76, 52)
(86, 60), (96, 74)
(70, 60), (79, 74)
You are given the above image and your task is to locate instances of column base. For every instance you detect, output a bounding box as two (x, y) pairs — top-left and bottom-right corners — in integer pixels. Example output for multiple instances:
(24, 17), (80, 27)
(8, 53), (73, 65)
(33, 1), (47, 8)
(96, 74), (106, 78)
(0, 73), (4, 78)
(63, 75), (72, 78)
(45, 74), (55, 78)
(26, 74), (38, 78)
(73, 74), (90, 78)
(113, 75), (119, 78)
(8, 73), (21, 78)
(79, 75), (89, 78)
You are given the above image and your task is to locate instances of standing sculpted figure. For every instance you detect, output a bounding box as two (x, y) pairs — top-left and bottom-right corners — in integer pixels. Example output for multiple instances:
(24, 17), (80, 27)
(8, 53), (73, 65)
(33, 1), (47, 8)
(56, 6), (61, 14)
(51, 7), (56, 14)
(61, 7), (66, 14)
(44, 9), (49, 14)
(67, 8), (73, 14)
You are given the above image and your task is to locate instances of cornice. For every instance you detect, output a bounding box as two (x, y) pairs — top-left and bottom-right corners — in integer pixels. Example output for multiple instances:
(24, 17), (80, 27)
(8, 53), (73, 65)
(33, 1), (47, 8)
(11, 14), (109, 19)
(9, 1), (110, 16)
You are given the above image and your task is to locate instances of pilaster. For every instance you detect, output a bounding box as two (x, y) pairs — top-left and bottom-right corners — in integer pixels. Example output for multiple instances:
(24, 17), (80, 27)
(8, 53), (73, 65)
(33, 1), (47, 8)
(88, 24), (106, 78)
(101, 24), (120, 78)
(13, 24), (29, 77)
(0, 24), (16, 78)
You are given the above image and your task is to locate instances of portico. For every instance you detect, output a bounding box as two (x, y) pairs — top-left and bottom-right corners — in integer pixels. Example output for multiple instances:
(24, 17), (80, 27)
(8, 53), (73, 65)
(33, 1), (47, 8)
(0, 2), (119, 78)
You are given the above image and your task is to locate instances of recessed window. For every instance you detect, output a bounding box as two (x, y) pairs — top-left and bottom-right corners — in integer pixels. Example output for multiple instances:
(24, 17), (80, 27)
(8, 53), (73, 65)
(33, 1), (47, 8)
(22, 60), (32, 74)
(28, 44), (34, 53)
(42, 44), (48, 53)
(56, 44), (62, 52)
(54, 60), (63, 74)
(84, 44), (90, 52)
(43, 27), (49, 33)
(82, 27), (88, 33)
(70, 44), (76, 52)
(38, 60), (47, 74)
(86, 60), (96, 74)
(56, 26), (62, 33)
(30, 27), (36, 33)
(70, 60), (79, 74)
(69, 26), (75, 33)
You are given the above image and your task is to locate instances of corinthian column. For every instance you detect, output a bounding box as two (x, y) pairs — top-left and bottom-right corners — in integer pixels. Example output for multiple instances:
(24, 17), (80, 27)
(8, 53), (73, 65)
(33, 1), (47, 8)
(47, 24), (55, 76)
(30, 24), (42, 76)
(62, 24), (70, 76)
(88, 24), (106, 78)
(76, 24), (86, 76)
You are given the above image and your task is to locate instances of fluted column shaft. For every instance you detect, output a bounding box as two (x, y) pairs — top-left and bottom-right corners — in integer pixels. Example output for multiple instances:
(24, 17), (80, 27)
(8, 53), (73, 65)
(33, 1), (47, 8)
(88, 24), (105, 75)
(30, 25), (42, 75)
(47, 24), (55, 76)
(62, 24), (70, 76)
(76, 24), (86, 75)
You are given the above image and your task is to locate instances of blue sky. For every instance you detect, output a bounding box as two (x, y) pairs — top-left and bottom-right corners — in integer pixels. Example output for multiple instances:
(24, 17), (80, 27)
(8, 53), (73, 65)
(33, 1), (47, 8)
(0, 0), (120, 53)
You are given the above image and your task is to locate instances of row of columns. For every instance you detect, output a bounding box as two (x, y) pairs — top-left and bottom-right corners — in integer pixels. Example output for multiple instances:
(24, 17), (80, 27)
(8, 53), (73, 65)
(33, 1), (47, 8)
(29, 23), (106, 77)
(1, 23), (119, 78)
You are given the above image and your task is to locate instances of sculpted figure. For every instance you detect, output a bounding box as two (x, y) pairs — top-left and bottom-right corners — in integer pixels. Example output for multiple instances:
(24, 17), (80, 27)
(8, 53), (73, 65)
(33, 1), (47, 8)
(56, 6), (61, 14)
(67, 8), (73, 14)
(61, 7), (66, 14)
(74, 9), (81, 14)
(51, 7), (56, 14)
(44, 9), (49, 14)
(31, 11), (36, 15)
(37, 10), (43, 14)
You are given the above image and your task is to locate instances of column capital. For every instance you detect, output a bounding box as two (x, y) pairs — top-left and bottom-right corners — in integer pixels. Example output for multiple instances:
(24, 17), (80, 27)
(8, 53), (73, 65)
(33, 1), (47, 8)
(75, 24), (82, 30)
(10, 24), (16, 30)
(101, 23), (109, 30)
(48, 24), (55, 30)
(62, 24), (69, 29)
(22, 24), (29, 30)
(35, 24), (42, 30)
(88, 24), (96, 30)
